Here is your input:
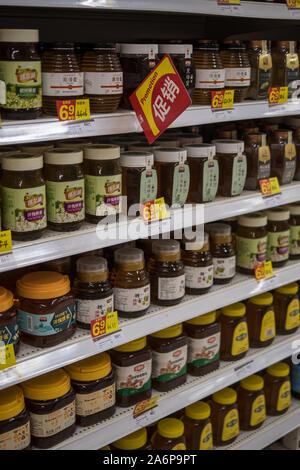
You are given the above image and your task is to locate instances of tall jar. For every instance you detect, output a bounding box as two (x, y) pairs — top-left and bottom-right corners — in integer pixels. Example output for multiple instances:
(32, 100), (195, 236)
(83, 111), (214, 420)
(237, 375), (266, 431)
(247, 40), (272, 100)
(266, 208), (290, 267)
(272, 41), (299, 97)
(183, 402), (213, 450)
(246, 292), (276, 348)
(181, 233), (213, 295)
(213, 140), (247, 197)
(220, 41), (251, 103)
(186, 143), (219, 203)
(220, 302), (249, 362)
(264, 362), (291, 416)
(273, 283), (300, 335)
(210, 388), (240, 447)
(158, 44), (195, 97)
(269, 129), (296, 184)
(206, 223), (236, 284)
(236, 212), (268, 274)
(42, 42), (84, 116)
(288, 203), (300, 259)
(244, 133), (271, 190)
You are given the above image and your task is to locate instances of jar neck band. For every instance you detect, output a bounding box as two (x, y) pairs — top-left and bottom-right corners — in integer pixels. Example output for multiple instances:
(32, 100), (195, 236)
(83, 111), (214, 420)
(154, 253), (181, 262)
(117, 262), (145, 271)
(78, 271), (108, 283)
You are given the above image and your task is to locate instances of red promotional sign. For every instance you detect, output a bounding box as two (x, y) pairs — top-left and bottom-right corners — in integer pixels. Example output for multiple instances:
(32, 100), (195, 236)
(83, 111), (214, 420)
(130, 55), (192, 144)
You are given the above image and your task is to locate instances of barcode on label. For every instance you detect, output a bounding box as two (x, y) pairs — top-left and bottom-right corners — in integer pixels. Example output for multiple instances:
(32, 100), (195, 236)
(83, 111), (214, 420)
(27, 316), (32, 332)
(265, 329), (274, 338)
(93, 330), (124, 352)
(234, 360), (254, 379)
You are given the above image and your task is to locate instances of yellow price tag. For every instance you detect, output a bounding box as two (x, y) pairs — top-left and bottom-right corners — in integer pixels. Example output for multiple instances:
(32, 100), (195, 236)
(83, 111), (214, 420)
(91, 311), (119, 339)
(259, 177), (281, 197)
(254, 261), (274, 282)
(75, 99), (91, 121)
(286, 0), (300, 8)
(211, 90), (234, 110)
(141, 197), (169, 223)
(268, 87), (288, 105)
(133, 394), (160, 418)
(105, 311), (119, 335)
(218, 0), (240, 4)
(0, 230), (12, 255)
(0, 344), (16, 370)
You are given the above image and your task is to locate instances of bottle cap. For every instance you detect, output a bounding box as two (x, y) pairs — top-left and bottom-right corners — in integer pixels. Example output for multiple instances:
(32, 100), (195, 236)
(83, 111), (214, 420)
(267, 362), (290, 378)
(249, 292), (273, 306)
(65, 353), (111, 381)
(22, 369), (71, 401)
(185, 401), (211, 420)
(213, 387), (237, 405)
(112, 428), (147, 450)
(17, 271), (70, 299)
(266, 208), (290, 221)
(238, 212), (267, 228)
(114, 247), (145, 265)
(185, 311), (217, 325)
(275, 282), (298, 295)
(154, 147), (187, 163)
(186, 143), (216, 159)
(84, 144), (120, 160)
(212, 139), (244, 154)
(2, 153), (43, 171)
(150, 323), (183, 339)
(44, 148), (83, 165)
(120, 151), (153, 168)
(76, 255), (108, 274)
(0, 386), (25, 421)
(241, 375), (264, 392)
(157, 418), (184, 439)
(221, 302), (246, 317)
(152, 239), (180, 256)
(114, 337), (147, 353)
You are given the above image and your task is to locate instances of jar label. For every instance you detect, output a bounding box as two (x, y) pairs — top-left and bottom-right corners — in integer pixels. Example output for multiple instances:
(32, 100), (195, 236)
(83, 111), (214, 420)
(172, 164), (190, 207)
(85, 174), (122, 216)
(259, 53), (272, 73)
(84, 71), (123, 95)
(18, 304), (76, 336)
(221, 408), (239, 442)
(2, 185), (47, 233)
(0, 60), (42, 109)
(200, 423), (213, 450)
(114, 359), (152, 397)
(42, 72), (84, 96)
(76, 295), (114, 324)
(184, 265), (213, 289)
(224, 67), (251, 87)
(0, 321), (19, 346)
(114, 284), (150, 313)
(152, 345), (187, 382)
(231, 154), (247, 196)
(0, 420), (30, 450)
(140, 168), (158, 204)
(282, 155), (296, 185)
(250, 394), (266, 427)
(213, 256), (236, 279)
(195, 69), (225, 89)
(75, 383), (115, 417)
(188, 332), (220, 367)
(260, 310), (276, 342)
(30, 401), (76, 437)
(258, 146), (271, 179)
(236, 236), (267, 270)
(202, 159), (219, 202)
(158, 275), (185, 300)
(277, 381), (291, 412)
(286, 53), (299, 71)
(290, 225), (300, 255)
(46, 179), (85, 224)
(267, 230), (290, 263)
(285, 298), (300, 331)
(231, 321), (249, 357)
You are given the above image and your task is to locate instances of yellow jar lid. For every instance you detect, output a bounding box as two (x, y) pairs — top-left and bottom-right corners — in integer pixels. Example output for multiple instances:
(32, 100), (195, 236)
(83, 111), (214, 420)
(185, 311), (217, 325)
(213, 387), (237, 405)
(249, 292), (273, 306)
(0, 386), (25, 421)
(112, 428), (147, 450)
(185, 401), (211, 421)
(241, 375), (264, 391)
(275, 283), (299, 295)
(267, 362), (290, 378)
(0, 286), (14, 312)
(17, 271), (70, 300)
(22, 369), (71, 401)
(65, 353), (111, 382)
(150, 323), (183, 339)
(114, 337), (147, 353)
(221, 303), (246, 318)
(157, 418), (184, 439)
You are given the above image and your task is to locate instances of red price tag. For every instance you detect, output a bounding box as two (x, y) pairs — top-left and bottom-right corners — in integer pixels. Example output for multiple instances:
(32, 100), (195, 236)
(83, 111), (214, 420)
(259, 177), (281, 197)
(90, 311), (120, 340)
(268, 87), (288, 105)
(133, 395), (160, 418)
(254, 261), (274, 282)
(56, 99), (91, 121)
(130, 55), (191, 144)
(211, 90), (234, 110)
(140, 197), (169, 223)
(286, 0), (300, 8)
(218, 0), (240, 4)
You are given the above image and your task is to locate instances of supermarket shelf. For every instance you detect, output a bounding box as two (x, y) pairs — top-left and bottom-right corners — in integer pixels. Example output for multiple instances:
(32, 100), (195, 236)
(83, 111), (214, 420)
(2, 259), (300, 391)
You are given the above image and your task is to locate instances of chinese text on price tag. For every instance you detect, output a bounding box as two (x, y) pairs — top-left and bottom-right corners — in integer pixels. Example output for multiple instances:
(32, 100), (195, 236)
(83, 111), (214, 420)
(140, 197), (169, 223)
(90, 311), (119, 340)
(133, 395), (160, 418)
(56, 99), (91, 121)
(268, 87), (288, 105)
(259, 177), (281, 197)
(218, 0), (240, 4)
(0, 344), (16, 370)
(0, 230), (12, 256)
(130, 55), (191, 144)
(211, 90), (234, 110)
(286, 0), (300, 8)
(254, 261), (274, 282)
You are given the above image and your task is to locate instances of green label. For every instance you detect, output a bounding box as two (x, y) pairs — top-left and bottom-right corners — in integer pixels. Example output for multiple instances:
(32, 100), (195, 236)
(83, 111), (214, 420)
(85, 174), (121, 216)
(0, 322), (19, 346)
(2, 185), (46, 232)
(46, 179), (85, 224)
(231, 154), (247, 196)
(188, 333), (220, 367)
(267, 230), (290, 263)
(172, 163), (190, 207)
(18, 304), (76, 336)
(202, 159), (219, 202)
(115, 360), (152, 397)
(290, 225), (300, 255)
(140, 168), (157, 204)
(236, 236), (268, 269)
(152, 346), (187, 383)
(0, 60), (42, 109)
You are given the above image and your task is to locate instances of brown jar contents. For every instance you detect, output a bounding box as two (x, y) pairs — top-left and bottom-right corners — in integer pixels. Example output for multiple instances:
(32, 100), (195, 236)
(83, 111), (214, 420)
(110, 337), (152, 407)
(181, 233), (213, 295)
(20, 142), (54, 155)
(65, 353), (115, 427)
(215, 123), (237, 140)
(111, 428), (151, 450)
(148, 323), (187, 392)
(266, 208), (290, 267)
(289, 123), (300, 181)
(244, 133), (271, 190)
(152, 418), (186, 450)
(236, 212), (268, 274)
(237, 375), (266, 431)
(193, 41), (225, 106)
(148, 239), (185, 306)
(17, 271), (76, 348)
(262, 122), (279, 139)
(272, 41), (299, 97)
(186, 143), (219, 204)
(112, 247), (150, 318)
(82, 43), (123, 113)
(0, 286), (19, 355)
(158, 44), (195, 97)
(42, 42), (84, 116)
(269, 129), (296, 184)
(220, 41), (250, 103)
(206, 223), (236, 284)
(184, 311), (220, 377)
(273, 283), (300, 335)
(213, 140), (247, 197)
(183, 401), (213, 450)
(22, 369), (76, 449)
(246, 292), (276, 348)
(288, 203), (300, 259)
(0, 386), (31, 450)
(247, 40), (272, 100)
(264, 362), (291, 416)
(210, 388), (240, 446)
(220, 303), (249, 361)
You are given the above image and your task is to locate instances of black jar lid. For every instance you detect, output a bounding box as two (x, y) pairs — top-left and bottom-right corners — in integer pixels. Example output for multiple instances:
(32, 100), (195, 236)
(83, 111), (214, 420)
(90, 42), (116, 50)
(194, 40), (219, 51)
(44, 41), (75, 50)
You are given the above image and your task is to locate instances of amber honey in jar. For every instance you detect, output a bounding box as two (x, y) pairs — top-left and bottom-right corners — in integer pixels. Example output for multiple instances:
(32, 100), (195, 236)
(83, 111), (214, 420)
(236, 212), (268, 274)
(0, 286), (19, 355)
(266, 207), (290, 266)
(213, 140), (247, 197)
(220, 303), (249, 362)
(272, 41), (299, 96)
(220, 41), (251, 103)
(269, 129), (296, 184)
(244, 133), (271, 190)
(148, 239), (185, 306)
(273, 283), (300, 335)
(246, 293), (276, 348)
(247, 40), (272, 100)
(112, 247), (150, 318)
(210, 388), (239, 447)
(181, 233), (213, 295)
(186, 143), (218, 203)
(158, 44), (195, 97)
(0, 386), (30, 450)
(183, 401), (213, 450)
(42, 42), (84, 116)
(264, 362), (291, 416)
(288, 203), (300, 258)
(152, 418), (186, 450)
(237, 375), (266, 431)
(206, 223), (236, 284)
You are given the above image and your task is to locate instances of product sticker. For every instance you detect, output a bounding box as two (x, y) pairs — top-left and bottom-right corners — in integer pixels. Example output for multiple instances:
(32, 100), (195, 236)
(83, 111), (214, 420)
(18, 304), (76, 336)
(258, 146), (271, 180)
(84, 71), (123, 95)
(184, 265), (213, 290)
(76, 295), (114, 324)
(0, 230), (12, 256)
(140, 197), (169, 223)
(140, 168), (158, 204)
(202, 159), (219, 202)
(277, 381), (291, 412)
(85, 174), (122, 216)
(0, 421), (30, 450)
(213, 256), (236, 279)
(260, 310), (276, 342)
(158, 275), (185, 300)
(172, 163), (190, 207)
(46, 179), (85, 224)
(250, 395), (266, 427)
(267, 230), (290, 263)
(30, 401), (75, 437)
(200, 423), (213, 450)
(231, 321), (249, 357)
(114, 360), (152, 397)
(195, 69), (225, 89)
(285, 298), (300, 331)
(231, 154), (247, 196)
(0, 343), (16, 370)
(221, 409), (239, 442)
(236, 236), (267, 270)
(42, 72), (84, 96)
(290, 225), (300, 255)
(211, 90), (234, 110)
(188, 332), (220, 367)
(76, 383), (115, 417)
(56, 99), (91, 121)
(114, 284), (150, 312)
(0, 322), (19, 346)
(224, 67), (251, 87)
(152, 345), (187, 382)
(258, 52), (272, 96)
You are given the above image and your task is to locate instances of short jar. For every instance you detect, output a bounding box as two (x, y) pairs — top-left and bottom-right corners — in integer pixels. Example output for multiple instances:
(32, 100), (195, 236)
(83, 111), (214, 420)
(266, 207), (290, 267)
(206, 223), (236, 284)
(210, 388), (239, 446)
(181, 233), (213, 295)
(0, 386), (30, 450)
(152, 418), (186, 450)
(183, 401), (213, 450)
(246, 292), (276, 348)
(220, 302), (249, 362)
(244, 133), (271, 190)
(288, 203), (300, 259)
(213, 139), (247, 197)
(0, 286), (19, 355)
(236, 212), (268, 274)
(186, 143), (219, 203)
(273, 283), (300, 335)
(264, 362), (291, 416)
(237, 375), (266, 431)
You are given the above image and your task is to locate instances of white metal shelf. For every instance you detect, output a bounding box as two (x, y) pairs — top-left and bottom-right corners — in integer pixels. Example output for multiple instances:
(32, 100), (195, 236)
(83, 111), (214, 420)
(2, 259), (300, 391)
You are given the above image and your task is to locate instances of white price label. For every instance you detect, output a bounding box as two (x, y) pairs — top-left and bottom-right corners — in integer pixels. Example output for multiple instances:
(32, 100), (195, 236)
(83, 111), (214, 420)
(66, 119), (96, 136)
(264, 194), (282, 208)
(261, 274), (277, 290)
(0, 365), (22, 387)
(213, 108), (236, 121)
(135, 406), (158, 428)
(234, 360), (255, 380)
(93, 330), (124, 352)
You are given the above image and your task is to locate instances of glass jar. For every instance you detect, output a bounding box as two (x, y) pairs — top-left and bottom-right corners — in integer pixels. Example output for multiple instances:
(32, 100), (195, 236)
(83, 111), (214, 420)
(73, 255), (113, 329)
(213, 140), (247, 197)
(20, 142), (54, 155)
(220, 41), (251, 103)
(273, 283), (300, 335)
(148, 239), (185, 306)
(183, 401), (213, 450)
(111, 428), (151, 450)
(181, 233), (213, 295)
(266, 207), (290, 267)
(272, 41), (299, 97)
(2, 153), (47, 241)
(0, 386), (30, 450)
(246, 292), (276, 348)
(84, 144), (121, 224)
(269, 129), (296, 184)
(236, 212), (268, 274)
(184, 311), (220, 377)
(244, 133), (271, 190)
(42, 42), (84, 116)
(210, 388), (239, 447)
(112, 247), (150, 318)
(0, 286), (19, 355)
(247, 40), (272, 100)
(192, 41), (225, 106)
(206, 223), (236, 284)
(0, 29), (42, 119)
(186, 143), (219, 203)
(264, 362), (291, 416)
(158, 44), (195, 97)
(288, 203), (300, 259)
(82, 43), (123, 113)
(152, 418), (186, 450)
(220, 302), (249, 361)
(237, 375), (266, 431)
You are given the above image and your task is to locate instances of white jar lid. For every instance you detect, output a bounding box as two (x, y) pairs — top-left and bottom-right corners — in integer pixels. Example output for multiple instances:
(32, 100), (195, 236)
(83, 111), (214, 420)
(266, 208), (290, 221)
(154, 147), (187, 163)
(114, 247), (144, 264)
(120, 151), (154, 168)
(128, 144), (161, 152)
(186, 143), (216, 159)
(120, 43), (158, 55)
(58, 138), (92, 150)
(288, 203), (300, 216)
(184, 232), (209, 251)
(158, 44), (193, 57)
(178, 134), (203, 146)
(238, 212), (267, 228)
(2, 153), (43, 171)
(212, 139), (244, 154)
(44, 148), (83, 165)
(20, 143), (54, 155)
(84, 144), (120, 160)
(0, 29), (39, 43)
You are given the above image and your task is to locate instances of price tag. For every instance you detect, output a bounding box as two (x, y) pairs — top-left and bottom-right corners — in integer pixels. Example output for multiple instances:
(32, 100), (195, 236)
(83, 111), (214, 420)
(140, 197), (169, 223)
(254, 261), (275, 282)
(211, 90), (234, 110)
(234, 360), (254, 380)
(0, 231), (12, 256)
(133, 395), (160, 419)
(91, 311), (119, 339)
(56, 99), (91, 121)
(259, 177), (281, 198)
(268, 87), (288, 105)
(286, 0), (300, 8)
(0, 344), (16, 370)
